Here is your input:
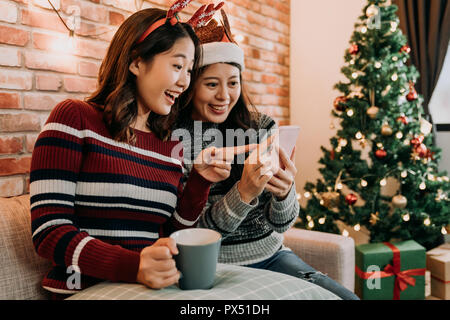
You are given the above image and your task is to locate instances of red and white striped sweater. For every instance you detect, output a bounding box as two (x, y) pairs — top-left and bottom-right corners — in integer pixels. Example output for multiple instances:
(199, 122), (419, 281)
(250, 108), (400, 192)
(30, 99), (212, 294)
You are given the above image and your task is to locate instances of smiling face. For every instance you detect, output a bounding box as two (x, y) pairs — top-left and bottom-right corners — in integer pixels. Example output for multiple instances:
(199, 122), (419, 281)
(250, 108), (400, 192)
(191, 63), (241, 123)
(129, 36), (195, 116)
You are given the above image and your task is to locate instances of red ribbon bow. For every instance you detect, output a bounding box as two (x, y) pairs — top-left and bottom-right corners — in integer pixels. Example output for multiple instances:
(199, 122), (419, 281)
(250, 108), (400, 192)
(355, 242), (425, 300)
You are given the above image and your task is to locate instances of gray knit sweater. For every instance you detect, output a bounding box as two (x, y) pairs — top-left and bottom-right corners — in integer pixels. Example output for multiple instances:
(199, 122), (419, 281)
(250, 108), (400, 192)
(174, 113), (299, 265)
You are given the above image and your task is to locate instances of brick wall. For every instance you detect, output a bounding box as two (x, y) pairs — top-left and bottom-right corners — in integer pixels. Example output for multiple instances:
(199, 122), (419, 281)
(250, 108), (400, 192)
(0, 0), (290, 197)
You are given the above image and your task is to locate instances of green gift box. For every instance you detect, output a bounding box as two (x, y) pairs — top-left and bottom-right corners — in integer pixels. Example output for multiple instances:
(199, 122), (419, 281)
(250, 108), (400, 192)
(355, 240), (426, 300)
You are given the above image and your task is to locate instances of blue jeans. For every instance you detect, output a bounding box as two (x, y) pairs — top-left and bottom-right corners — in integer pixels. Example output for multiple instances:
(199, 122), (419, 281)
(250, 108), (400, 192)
(245, 250), (359, 300)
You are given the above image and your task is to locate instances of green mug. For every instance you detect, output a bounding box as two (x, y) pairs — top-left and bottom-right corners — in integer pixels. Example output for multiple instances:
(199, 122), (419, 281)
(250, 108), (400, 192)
(170, 228), (221, 290)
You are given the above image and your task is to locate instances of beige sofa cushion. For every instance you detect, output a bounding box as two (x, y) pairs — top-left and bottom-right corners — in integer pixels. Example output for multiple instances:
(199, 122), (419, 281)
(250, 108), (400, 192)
(0, 195), (51, 300)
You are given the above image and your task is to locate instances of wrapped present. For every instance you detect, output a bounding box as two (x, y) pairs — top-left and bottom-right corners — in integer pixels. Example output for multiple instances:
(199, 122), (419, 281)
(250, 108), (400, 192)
(426, 243), (450, 300)
(355, 240), (426, 300)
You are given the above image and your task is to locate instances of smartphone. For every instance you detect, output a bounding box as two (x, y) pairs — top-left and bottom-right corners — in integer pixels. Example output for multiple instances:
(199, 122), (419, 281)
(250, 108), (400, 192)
(278, 125), (300, 158)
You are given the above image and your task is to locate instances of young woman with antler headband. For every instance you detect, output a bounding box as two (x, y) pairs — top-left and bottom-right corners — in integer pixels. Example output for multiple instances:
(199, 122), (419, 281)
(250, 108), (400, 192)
(29, 0), (255, 298)
(176, 9), (359, 300)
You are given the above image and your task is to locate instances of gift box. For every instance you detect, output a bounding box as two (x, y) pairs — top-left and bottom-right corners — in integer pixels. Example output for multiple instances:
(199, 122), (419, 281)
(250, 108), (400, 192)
(426, 243), (450, 300)
(355, 240), (426, 300)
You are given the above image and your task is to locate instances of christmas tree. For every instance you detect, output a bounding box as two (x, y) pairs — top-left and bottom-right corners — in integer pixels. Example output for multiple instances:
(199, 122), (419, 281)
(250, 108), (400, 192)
(297, 0), (450, 250)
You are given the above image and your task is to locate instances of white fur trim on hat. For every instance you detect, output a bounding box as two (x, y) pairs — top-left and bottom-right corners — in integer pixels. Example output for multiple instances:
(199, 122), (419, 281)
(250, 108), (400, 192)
(200, 42), (245, 71)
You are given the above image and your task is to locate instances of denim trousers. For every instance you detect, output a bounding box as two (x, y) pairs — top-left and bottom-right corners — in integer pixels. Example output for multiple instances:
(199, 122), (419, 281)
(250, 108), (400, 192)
(245, 249), (360, 300)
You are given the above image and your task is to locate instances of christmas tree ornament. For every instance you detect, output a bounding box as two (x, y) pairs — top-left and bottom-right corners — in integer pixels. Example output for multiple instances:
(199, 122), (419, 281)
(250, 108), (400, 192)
(333, 96), (348, 111)
(366, 4), (380, 17)
(396, 115), (408, 125)
(349, 43), (359, 55)
(381, 123), (393, 136)
(321, 191), (340, 209)
(400, 44), (411, 54)
(415, 143), (428, 158)
(390, 21), (398, 32)
(375, 149), (387, 159)
(369, 212), (380, 225)
(420, 118), (433, 135)
(367, 106), (379, 119)
(392, 194), (407, 209)
(345, 193), (358, 205)
(406, 82), (418, 101)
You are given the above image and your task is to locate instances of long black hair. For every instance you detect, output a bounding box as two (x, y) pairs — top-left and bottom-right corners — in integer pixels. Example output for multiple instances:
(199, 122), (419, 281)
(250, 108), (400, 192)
(87, 8), (201, 143)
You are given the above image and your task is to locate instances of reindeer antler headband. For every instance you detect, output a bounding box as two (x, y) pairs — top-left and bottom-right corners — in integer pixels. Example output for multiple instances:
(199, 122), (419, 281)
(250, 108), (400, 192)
(195, 8), (245, 70)
(136, 0), (224, 45)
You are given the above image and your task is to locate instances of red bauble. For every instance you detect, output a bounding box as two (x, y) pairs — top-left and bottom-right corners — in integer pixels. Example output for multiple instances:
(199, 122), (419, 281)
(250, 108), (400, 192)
(349, 43), (359, 55)
(415, 143), (428, 158)
(333, 96), (348, 112)
(400, 45), (411, 54)
(345, 193), (358, 206)
(410, 135), (424, 146)
(396, 115), (408, 125)
(407, 82), (418, 101)
(375, 149), (387, 159)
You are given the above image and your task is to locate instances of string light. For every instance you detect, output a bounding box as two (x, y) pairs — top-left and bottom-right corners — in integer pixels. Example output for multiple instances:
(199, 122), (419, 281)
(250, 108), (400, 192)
(355, 131), (363, 139)
(361, 27), (368, 34)
(380, 178), (387, 186)
(347, 109), (354, 117)
(336, 183), (343, 190)
(374, 61), (382, 69)
(424, 217), (431, 226)
(392, 56), (398, 62)
(304, 192), (311, 199)
(308, 220), (315, 229)
(318, 217), (326, 225)
(234, 34), (244, 43)
(419, 181), (427, 190)
(306, 215), (312, 221)
(361, 179), (368, 187)
(442, 227), (448, 235)
(391, 73), (398, 81)
(402, 213), (410, 221)
(342, 229), (349, 237)
(354, 224), (361, 231)
(396, 132), (403, 139)
(352, 72), (359, 79)
(401, 170), (408, 178)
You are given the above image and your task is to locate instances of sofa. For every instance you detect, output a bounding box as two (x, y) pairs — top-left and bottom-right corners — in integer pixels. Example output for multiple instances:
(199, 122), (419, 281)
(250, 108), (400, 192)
(0, 194), (355, 300)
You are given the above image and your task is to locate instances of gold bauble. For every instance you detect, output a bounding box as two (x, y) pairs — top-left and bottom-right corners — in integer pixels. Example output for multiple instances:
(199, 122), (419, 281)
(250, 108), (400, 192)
(381, 124), (393, 136)
(392, 195), (407, 209)
(321, 191), (340, 209)
(367, 106), (379, 119)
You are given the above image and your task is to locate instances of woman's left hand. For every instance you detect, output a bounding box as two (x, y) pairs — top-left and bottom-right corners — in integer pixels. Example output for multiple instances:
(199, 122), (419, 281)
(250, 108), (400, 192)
(265, 145), (297, 200)
(194, 144), (257, 183)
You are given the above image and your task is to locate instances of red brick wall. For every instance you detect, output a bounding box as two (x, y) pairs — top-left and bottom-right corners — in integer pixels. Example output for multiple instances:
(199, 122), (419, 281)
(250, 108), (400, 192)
(0, 0), (290, 197)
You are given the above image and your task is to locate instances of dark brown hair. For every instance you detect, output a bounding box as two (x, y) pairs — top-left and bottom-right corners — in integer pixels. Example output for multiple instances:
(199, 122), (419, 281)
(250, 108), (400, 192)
(87, 8), (201, 143)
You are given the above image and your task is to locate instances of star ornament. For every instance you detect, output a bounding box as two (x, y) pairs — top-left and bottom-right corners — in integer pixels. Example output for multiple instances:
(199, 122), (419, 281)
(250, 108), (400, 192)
(369, 212), (380, 225)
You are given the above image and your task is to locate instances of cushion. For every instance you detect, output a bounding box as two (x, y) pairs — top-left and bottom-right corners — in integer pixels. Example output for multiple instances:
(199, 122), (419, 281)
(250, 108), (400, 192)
(0, 195), (52, 300)
(67, 263), (340, 300)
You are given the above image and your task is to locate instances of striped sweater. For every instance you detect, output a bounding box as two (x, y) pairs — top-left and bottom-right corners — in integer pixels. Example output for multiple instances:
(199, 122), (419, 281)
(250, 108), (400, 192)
(30, 99), (212, 294)
(176, 114), (299, 266)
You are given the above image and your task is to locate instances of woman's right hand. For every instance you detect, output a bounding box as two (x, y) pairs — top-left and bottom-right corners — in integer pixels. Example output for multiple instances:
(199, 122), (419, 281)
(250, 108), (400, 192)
(237, 134), (278, 204)
(136, 238), (180, 289)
